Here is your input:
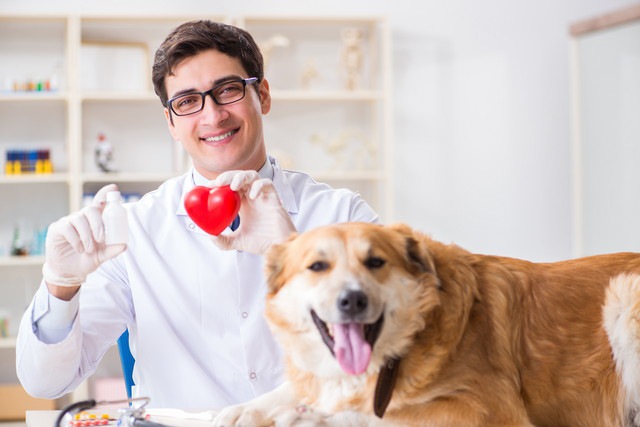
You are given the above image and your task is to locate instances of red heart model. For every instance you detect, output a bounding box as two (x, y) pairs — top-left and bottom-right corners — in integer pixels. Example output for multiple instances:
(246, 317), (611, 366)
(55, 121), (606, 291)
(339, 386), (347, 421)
(184, 185), (241, 235)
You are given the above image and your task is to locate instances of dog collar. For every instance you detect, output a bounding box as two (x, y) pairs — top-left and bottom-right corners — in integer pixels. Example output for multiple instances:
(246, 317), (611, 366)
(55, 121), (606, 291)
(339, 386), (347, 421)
(373, 357), (401, 418)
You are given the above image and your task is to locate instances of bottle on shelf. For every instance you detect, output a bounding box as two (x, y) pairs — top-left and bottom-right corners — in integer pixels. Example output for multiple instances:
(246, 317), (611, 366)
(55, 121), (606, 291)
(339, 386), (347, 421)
(0, 310), (9, 338)
(10, 223), (28, 256)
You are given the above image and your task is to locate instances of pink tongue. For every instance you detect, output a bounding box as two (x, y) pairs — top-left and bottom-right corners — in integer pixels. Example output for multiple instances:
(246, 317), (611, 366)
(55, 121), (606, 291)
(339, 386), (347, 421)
(333, 323), (372, 375)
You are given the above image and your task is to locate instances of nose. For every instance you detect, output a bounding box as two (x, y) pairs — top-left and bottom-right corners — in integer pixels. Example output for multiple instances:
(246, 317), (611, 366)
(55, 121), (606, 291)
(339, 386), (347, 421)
(337, 289), (368, 316)
(200, 93), (228, 122)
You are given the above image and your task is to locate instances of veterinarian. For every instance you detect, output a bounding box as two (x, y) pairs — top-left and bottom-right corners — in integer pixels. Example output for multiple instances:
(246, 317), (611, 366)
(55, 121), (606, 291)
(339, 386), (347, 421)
(16, 20), (378, 409)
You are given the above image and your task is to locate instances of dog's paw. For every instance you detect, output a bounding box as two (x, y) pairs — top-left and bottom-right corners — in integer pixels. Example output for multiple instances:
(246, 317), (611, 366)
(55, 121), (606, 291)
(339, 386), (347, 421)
(275, 408), (385, 427)
(272, 405), (330, 427)
(212, 403), (273, 427)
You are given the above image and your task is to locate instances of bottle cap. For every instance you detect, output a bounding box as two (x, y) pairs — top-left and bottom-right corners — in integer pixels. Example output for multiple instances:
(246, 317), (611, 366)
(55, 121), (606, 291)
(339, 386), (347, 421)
(106, 190), (122, 202)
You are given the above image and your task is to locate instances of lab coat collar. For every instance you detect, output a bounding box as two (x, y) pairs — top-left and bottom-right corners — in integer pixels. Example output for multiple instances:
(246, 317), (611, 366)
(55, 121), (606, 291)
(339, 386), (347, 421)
(269, 155), (299, 215)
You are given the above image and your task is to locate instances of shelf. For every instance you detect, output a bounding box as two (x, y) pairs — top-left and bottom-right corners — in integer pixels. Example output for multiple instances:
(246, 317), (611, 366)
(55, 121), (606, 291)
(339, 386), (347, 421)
(309, 170), (385, 181)
(80, 90), (383, 102)
(0, 337), (16, 349)
(0, 92), (68, 102)
(80, 90), (384, 102)
(270, 90), (383, 101)
(0, 256), (45, 267)
(81, 92), (159, 102)
(0, 173), (70, 184)
(242, 15), (385, 25)
(81, 172), (178, 183)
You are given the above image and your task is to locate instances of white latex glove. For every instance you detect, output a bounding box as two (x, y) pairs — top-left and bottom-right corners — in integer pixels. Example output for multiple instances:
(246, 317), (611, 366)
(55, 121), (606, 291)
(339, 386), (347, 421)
(208, 170), (296, 255)
(42, 184), (127, 287)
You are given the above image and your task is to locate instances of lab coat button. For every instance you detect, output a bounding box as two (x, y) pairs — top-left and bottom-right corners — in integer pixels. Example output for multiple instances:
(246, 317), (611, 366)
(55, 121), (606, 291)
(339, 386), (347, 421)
(249, 372), (257, 380)
(242, 312), (248, 319)
(187, 223), (195, 230)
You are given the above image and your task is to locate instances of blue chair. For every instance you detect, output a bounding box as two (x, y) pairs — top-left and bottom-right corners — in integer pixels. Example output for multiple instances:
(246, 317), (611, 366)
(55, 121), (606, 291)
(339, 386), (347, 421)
(116, 329), (135, 399)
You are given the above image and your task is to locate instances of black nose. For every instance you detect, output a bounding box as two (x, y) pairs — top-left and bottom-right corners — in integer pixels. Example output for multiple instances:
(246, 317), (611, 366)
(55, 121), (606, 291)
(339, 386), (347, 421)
(337, 289), (368, 316)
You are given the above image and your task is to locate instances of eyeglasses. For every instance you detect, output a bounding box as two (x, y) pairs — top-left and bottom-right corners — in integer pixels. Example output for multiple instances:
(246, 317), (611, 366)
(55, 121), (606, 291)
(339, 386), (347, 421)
(166, 77), (259, 117)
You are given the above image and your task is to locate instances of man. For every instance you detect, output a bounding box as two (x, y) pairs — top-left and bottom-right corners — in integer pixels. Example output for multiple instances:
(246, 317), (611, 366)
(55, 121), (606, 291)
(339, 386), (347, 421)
(16, 20), (378, 409)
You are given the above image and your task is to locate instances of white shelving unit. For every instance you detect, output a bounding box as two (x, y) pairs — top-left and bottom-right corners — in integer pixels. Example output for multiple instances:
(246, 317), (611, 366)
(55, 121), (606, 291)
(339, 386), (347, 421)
(0, 12), (393, 407)
(239, 15), (393, 219)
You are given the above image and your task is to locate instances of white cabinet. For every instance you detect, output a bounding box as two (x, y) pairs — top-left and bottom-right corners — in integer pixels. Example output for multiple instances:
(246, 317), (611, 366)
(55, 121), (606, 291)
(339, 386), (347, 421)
(0, 12), (393, 405)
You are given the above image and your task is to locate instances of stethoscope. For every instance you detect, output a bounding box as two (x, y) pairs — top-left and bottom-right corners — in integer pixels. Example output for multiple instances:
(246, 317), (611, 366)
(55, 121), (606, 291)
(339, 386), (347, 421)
(54, 397), (169, 427)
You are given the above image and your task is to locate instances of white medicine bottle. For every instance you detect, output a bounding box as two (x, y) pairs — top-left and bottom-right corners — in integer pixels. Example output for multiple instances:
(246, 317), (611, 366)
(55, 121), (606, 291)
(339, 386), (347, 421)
(103, 190), (129, 245)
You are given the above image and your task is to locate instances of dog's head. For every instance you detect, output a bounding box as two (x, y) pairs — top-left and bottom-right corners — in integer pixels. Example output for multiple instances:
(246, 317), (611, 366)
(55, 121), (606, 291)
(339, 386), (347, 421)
(264, 222), (442, 378)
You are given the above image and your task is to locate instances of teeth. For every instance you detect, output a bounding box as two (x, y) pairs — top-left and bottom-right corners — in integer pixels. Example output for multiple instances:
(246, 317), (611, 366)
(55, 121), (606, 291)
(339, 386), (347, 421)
(205, 130), (236, 142)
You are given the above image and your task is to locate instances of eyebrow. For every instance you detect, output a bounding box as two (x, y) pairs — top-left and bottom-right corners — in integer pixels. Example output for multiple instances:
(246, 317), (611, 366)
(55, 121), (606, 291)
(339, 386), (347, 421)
(168, 74), (245, 100)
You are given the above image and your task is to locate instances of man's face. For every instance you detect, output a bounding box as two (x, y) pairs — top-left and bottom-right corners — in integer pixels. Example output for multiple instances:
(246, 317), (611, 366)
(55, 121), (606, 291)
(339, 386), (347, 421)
(164, 49), (271, 180)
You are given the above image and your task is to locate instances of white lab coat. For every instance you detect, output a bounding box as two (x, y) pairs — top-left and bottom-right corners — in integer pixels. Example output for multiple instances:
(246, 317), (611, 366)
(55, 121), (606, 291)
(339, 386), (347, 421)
(16, 156), (378, 409)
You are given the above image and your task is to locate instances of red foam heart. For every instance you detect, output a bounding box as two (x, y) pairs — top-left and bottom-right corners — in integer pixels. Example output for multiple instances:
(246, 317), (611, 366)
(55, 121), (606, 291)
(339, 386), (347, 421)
(184, 185), (241, 235)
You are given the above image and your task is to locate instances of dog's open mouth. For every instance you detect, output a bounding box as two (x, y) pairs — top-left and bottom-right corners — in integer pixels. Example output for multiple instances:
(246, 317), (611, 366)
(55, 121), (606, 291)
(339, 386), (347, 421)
(310, 309), (384, 375)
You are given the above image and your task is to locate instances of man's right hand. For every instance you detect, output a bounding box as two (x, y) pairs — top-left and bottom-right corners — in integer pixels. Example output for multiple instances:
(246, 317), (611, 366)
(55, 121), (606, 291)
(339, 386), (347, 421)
(42, 184), (127, 300)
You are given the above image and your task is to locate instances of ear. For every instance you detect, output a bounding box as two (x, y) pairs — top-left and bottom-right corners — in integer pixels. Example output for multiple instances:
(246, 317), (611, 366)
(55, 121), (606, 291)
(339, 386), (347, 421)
(258, 78), (272, 115)
(388, 223), (435, 276)
(264, 232), (298, 295)
(164, 107), (178, 139)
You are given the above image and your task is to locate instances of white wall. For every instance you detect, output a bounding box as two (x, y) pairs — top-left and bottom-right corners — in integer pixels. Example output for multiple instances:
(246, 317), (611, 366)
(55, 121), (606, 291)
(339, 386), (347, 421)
(1, 0), (637, 261)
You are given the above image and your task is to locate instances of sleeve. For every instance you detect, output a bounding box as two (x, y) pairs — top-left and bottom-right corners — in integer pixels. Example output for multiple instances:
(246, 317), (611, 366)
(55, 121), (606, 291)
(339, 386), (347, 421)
(32, 282), (80, 344)
(16, 284), (86, 399)
(16, 259), (133, 399)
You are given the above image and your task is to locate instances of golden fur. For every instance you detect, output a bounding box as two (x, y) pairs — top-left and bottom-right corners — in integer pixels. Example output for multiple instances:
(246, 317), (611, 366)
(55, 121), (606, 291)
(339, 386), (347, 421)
(213, 222), (640, 426)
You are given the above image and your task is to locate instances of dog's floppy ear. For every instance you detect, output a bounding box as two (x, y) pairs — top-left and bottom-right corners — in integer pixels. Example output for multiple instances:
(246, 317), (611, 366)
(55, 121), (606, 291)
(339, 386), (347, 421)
(264, 232), (299, 295)
(388, 223), (435, 275)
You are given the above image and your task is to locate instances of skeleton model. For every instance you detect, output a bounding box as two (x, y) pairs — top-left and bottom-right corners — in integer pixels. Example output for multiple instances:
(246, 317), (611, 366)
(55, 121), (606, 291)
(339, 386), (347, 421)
(259, 34), (291, 71)
(340, 28), (364, 90)
(311, 132), (347, 170)
(95, 132), (115, 173)
(311, 129), (377, 170)
(300, 58), (319, 90)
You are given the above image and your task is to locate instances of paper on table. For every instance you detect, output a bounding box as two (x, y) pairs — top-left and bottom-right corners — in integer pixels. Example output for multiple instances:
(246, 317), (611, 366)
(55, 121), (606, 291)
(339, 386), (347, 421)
(145, 408), (218, 427)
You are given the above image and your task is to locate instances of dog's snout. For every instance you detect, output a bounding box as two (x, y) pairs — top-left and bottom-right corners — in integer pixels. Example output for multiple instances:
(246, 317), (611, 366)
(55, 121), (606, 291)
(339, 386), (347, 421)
(337, 289), (368, 316)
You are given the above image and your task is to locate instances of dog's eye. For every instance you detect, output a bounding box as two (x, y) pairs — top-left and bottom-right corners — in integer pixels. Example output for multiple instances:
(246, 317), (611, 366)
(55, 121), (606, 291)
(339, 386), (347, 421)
(364, 257), (386, 269)
(308, 261), (330, 272)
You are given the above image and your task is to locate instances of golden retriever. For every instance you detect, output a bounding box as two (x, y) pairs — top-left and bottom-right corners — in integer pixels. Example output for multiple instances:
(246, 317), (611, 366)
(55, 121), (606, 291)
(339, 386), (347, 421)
(212, 222), (640, 426)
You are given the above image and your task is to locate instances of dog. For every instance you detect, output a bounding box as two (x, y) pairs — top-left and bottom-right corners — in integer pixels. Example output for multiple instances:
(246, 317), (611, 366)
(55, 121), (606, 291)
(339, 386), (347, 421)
(212, 222), (640, 426)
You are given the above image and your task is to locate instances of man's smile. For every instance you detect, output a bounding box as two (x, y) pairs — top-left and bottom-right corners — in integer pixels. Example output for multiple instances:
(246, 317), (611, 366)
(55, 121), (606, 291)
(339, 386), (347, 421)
(203, 129), (238, 142)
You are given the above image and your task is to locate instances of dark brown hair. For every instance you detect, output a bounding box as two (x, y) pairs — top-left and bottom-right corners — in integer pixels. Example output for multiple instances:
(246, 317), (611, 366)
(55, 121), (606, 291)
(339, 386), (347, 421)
(152, 20), (264, 106)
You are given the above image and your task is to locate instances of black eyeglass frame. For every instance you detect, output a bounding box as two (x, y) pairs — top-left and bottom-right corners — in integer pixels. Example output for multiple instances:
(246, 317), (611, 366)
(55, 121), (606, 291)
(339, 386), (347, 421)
(166, 77), (259, 117)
